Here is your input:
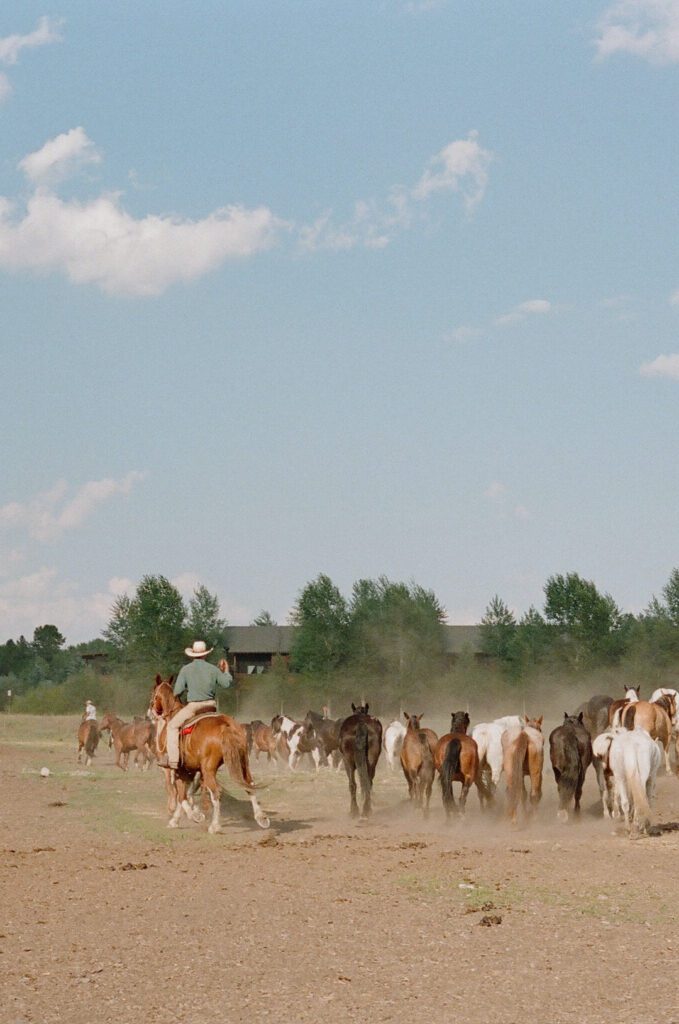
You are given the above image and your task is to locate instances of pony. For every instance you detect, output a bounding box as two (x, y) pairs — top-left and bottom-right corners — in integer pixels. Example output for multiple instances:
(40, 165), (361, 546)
(271, 715), (324, 771)
(502, 716), (544, 823)
(400, 714), (436, 815)
(150, 677), (269, 832)
(99, 712), (155, 770)
(575, 694), (614, 739)
(304, 709), (345, 769)
(548, 712), (593, 821)
(338, 703), (383, 819)
(76, 719), (99, 767)
(608, 686), (640, 728)
(434, 711), (486, 816)
(620, 695), (674, 772)
(609, 727), (662, 833)
(383, 719), (407, 771)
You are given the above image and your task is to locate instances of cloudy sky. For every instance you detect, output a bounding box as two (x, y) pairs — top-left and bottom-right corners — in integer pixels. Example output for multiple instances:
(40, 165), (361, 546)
(2, 1), (679, 642)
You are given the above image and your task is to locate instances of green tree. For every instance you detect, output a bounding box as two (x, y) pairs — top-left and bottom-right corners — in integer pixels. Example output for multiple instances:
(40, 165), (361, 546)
(127, 575), (187, 668)
(348, 577), (446, 680)
(290, 574), (350, 674)
(543, 572), (625, 667)
(32, 624), (65, 663)
(187, 585), (226, 650)
(252, 610), (276, 626)
(661, 568), (679, 626)
(103, 594), (133, 653)
(480, 595), (517, 664)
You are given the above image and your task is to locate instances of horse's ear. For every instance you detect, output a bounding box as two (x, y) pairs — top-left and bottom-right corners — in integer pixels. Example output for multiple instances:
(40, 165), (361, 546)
(365, 703), (369, 713)
(351, 703), (357, 712)
(578, 711), (584, 723)
(564, 712), (569, 719)
(168, 674), (174, 685)
(537, 716), (543, 726)
(155, 674), (162, 685)
(404, 712), (410, 721)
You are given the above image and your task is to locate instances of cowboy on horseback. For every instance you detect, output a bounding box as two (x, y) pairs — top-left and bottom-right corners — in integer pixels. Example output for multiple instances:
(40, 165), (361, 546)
(82, 699), (97, 722)
(157, 641), (232, 770)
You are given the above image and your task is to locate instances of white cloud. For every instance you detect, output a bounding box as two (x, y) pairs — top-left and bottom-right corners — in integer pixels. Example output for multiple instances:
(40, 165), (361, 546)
(484, 481), (507, 501)
(412, 131), (493, 212)
(639, 353), (679, 379)
(0, 16), (62, 65)
(19, 127), (102, 184)
(0, 187), (282, 296)
(0, 472), (146, 542)
(494, 298), (552, 327)
(596, 1), (679, 63)
(444, 325), (482, 343)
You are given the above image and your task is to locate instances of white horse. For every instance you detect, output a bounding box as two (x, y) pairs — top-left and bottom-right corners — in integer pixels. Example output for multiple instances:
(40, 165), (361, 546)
(609, 728), (661, 832)
(592, 729), (618, 818)
(493, 714), (525, 731)
(383, 719), (406, 771)
(471, 721), (505, 792)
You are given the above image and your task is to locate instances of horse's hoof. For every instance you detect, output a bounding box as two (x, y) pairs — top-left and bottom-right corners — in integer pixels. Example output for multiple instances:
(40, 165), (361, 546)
(167, 820), (179, 829)
(208, 824), (221, 835)
(557, 809), (568, 823)
(256, 815), (270, 829)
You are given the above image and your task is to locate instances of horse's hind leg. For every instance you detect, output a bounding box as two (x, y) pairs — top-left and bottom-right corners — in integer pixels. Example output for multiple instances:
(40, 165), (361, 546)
(459, 778), (472, 816)
(203, 769), (222, 833)
(345, 760), (359, 818)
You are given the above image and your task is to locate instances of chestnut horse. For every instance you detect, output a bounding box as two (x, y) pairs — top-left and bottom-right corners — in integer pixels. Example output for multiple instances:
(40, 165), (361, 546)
(150, 677), (269, 832)
(338, 703), (383, 818)
(607, 686), (640, 728)
(250, 720), (278, 762)
(77, 719), (99, 766)
(502, 716), (544, 823)
(434, 711), (486, 816)
(400, 713), (437, 815)
(621, 695), (675, 772)
(99, 712), (154, 770)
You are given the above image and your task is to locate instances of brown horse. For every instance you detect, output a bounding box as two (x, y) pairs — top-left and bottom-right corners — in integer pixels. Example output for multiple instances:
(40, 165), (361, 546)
(502, 716), (544, 823)
(77, 719), (99, 766)
(400, 713), (437, 815)
(99, 712), (154, 770)
(434, 711), (486, 816)
(607, 686), (641, 728)
(621, 695), (674, 772)
(251, 720), (278, 762)
(150, 678), (269, 832)
(338, 703), (383, 818)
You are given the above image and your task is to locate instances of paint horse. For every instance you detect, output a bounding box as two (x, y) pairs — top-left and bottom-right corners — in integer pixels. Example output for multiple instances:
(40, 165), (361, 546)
(151, 677), (269, 833)
(434, 712), (486, 817)
(548, 712), (593, 821)
(502, 716), (544, 823)
(400, 713), (437, 815)
(271, 715), (324, 771)
(608, 686), (640, 728)
(99, 712), (155, 770)
(339, 703), (383, 818)
(76, 718), (100, 767)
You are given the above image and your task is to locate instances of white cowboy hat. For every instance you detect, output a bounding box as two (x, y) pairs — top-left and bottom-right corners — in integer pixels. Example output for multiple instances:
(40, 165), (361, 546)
(185, 640), (213, 659)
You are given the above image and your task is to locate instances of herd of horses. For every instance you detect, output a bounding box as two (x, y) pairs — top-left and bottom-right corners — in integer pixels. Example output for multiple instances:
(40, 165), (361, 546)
(75, 678), (679, 835)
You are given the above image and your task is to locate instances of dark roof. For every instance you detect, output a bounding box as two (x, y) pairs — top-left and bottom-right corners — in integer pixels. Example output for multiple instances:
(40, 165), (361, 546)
(225, 625), (295, 654)
(225, 624), (482, 655)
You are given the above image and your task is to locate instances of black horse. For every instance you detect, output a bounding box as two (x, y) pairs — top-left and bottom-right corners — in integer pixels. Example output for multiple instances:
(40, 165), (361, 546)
(304, 709), (344, 767)
(549, 712), (593, 820)
(338, 703), (383, 818)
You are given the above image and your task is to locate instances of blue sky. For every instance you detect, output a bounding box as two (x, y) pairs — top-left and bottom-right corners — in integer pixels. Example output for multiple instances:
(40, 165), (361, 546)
(2, 1), (679, 642)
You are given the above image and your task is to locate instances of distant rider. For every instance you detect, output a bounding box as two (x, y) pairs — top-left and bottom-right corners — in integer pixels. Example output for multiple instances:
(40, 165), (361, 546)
(157, 640), (232, 770)
(83, 699), (97, 722)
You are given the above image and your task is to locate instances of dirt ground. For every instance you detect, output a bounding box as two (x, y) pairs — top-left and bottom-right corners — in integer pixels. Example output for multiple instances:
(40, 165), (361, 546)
(2, 713), (679, 1024)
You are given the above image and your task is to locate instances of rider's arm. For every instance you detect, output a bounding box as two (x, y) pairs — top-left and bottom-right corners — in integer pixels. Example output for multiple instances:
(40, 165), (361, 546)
(216, 658), (233, 689)
(173, 668), (188, 700)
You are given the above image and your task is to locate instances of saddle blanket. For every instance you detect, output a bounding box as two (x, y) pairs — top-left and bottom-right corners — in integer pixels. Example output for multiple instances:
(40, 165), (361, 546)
(180, 711), (221, 736)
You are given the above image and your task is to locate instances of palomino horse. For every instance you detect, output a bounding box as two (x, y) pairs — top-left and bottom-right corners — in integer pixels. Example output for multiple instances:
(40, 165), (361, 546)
(99, 713), (154, 770)
(575, 694), (614, 739)
(383, 719), (406, 771)
(620, 695), (675, 772)
(608, 686), (640, 728)
(338, 703), (383, 818)
(77, 719), (99, 767)
(400, 714), (437, 815)
(434, 712), (486, 816)
(151, 678), (269, 832)
(548, 712), (593, 821)
(502, 716), (544, 823)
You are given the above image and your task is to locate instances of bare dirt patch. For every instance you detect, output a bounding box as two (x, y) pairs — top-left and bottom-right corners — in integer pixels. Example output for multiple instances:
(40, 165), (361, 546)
(2, 714), (679, 1023)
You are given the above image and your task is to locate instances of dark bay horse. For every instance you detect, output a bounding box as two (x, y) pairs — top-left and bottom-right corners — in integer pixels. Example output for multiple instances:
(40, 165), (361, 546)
(99, 712), (154, 770)
(549, 712), (593, 821)
(400, 713), (436, 815)
(434, 711), (485, 816)
(151, 677), (269, 832)
(305, 709), (345, 768)
(77, 719), (99, 766)
(339, 703), (382, 818)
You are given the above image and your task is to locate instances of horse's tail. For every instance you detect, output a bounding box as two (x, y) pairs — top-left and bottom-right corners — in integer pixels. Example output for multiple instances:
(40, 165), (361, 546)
(506, 731), (529, 819)
(625, 748), (652, 828)
(355, 720), (371, 799)
(625, 705), (636, 730)
(220, 722), (258, 791)
(85, 721), (99, 757)
(440, 737), (461, 812)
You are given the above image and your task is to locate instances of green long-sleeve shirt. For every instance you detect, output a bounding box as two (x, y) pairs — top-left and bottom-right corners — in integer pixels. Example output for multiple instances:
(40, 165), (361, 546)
(173, 660), (232, 703)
